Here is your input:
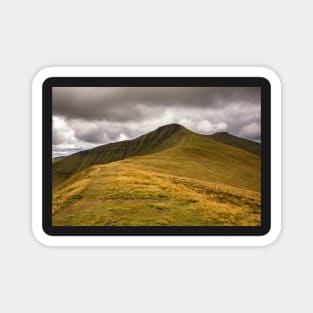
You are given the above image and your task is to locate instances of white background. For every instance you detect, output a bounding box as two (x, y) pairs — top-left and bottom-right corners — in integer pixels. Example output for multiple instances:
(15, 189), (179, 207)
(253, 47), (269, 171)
(0, 0), (311, 312)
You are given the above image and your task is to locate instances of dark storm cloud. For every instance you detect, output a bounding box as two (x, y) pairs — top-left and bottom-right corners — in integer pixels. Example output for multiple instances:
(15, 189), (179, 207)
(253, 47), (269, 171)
(74, 127), (106, 144)
(53, 87), (260, 121)
(52, 87), (261, 157)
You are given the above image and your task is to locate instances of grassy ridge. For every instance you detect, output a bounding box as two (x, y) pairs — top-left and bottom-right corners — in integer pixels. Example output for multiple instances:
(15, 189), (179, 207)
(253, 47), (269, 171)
(52, 125), (261, 226)
(209, 132), (260, 156)
(53, 124), (190, 188)
(129, 133), (260, 192)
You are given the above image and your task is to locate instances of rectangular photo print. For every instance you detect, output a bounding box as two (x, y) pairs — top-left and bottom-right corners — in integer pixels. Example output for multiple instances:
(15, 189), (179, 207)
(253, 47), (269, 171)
(51, 84), (263, 230)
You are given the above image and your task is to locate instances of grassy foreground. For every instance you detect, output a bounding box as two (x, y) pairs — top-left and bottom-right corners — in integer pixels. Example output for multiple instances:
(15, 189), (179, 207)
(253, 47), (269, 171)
(52, 124), (261, 226)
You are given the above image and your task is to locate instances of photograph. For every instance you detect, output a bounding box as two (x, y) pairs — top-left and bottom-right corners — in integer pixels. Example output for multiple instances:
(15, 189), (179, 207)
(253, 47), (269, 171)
(52, 86), (261, 227)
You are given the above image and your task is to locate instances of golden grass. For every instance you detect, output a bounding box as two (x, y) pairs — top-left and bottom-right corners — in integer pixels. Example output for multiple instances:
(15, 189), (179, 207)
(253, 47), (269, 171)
(52, 161), (260, 226)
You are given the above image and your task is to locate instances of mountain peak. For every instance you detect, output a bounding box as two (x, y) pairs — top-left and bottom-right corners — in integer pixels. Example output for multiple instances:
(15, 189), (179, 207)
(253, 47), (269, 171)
(151, 123), (188, 137)
(155, 123), (185, 131)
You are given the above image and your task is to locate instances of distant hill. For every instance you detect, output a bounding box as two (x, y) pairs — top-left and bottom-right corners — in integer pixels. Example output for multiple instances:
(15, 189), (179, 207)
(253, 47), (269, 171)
(209, 132), (260, 156)
(52, 124), (261, 226)
(52, 156), (65, 163)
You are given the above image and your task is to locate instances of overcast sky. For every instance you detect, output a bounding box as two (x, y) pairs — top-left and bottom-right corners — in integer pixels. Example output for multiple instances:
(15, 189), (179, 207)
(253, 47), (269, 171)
(52, 87), (261, 157)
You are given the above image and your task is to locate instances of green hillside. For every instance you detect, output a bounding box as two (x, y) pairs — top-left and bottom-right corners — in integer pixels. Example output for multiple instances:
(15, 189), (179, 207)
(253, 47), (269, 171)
(52, 124), (261, 226)
(209, 132), (260, 155)
(52, 156), (65, 163)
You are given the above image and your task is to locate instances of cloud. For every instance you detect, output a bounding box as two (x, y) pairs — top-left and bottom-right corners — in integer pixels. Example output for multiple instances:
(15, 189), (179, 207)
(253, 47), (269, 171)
(52, 87), (261, 157)
(238, 122), (261, 140)
(198, 121), (227, 133)
(52, 117), (76, 145)
(53, 87), (260, 121)
(117, 133), (129, 141)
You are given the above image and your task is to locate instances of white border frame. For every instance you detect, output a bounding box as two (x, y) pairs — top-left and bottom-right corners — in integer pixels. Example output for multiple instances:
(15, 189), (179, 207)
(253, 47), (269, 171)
(32, 67), (281, 246)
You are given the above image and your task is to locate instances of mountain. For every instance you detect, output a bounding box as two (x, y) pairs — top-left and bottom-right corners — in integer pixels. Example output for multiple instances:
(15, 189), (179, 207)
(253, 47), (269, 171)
(52, 124), (261, 226)
(53, 124), (191, 188)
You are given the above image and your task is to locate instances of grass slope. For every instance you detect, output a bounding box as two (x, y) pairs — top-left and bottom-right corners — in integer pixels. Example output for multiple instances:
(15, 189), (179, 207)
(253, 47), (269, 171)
(53, 125), (261, 226)
(52, 156), (65, 163)
(209, 132), (260, 156)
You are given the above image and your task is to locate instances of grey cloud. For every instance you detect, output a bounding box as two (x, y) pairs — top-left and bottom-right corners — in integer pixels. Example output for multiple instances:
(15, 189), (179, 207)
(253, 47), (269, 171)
(238, 122), (261, 141)
(74, 127), (106, 144)
(52, 129), (65, 145)
(53, 87), (260, 122)
(68, 119), (138, 143)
